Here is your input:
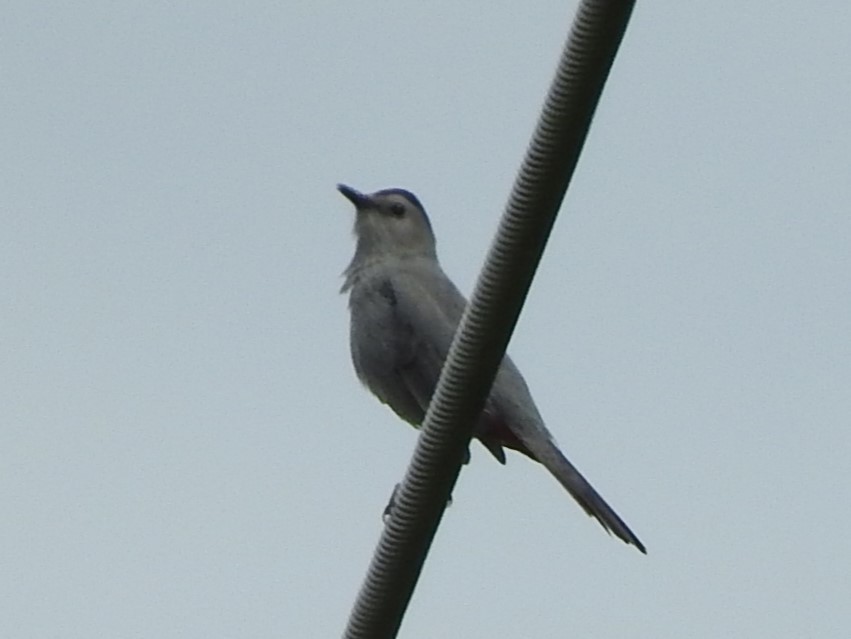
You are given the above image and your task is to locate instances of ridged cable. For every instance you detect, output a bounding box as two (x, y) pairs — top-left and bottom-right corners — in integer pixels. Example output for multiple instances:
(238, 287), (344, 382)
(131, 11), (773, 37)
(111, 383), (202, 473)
(343, 2), (636, 637)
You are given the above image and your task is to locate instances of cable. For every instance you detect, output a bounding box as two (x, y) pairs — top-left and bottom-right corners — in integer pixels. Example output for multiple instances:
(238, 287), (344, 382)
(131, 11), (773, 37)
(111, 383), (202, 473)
(342, 2), (636, 636)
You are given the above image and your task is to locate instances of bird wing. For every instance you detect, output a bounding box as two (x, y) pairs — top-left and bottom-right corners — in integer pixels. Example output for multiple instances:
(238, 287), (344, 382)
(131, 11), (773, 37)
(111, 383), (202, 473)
(389, 264), (466, 414)
(387, 264), (513, 465)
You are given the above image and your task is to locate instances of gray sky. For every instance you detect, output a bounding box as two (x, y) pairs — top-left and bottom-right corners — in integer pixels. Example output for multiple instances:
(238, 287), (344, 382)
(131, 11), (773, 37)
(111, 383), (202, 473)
(2, 1), (850, 637)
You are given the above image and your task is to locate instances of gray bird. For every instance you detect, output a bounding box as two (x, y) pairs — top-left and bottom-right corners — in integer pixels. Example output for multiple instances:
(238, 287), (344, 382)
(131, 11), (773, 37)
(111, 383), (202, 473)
(338, 184), (645, 553)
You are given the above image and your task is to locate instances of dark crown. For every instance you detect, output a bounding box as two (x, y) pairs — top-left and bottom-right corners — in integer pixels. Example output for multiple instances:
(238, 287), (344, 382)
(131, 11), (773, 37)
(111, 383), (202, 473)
(374, 188), (426, 212)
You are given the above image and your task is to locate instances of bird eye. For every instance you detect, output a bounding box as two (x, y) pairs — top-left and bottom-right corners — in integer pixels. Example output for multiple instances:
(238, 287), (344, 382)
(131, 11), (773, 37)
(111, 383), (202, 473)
(389, 203), (405, 217)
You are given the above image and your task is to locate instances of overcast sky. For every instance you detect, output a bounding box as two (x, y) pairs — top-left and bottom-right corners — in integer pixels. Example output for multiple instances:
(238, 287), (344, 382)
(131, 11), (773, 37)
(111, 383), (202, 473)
(2, 2), (850, 637)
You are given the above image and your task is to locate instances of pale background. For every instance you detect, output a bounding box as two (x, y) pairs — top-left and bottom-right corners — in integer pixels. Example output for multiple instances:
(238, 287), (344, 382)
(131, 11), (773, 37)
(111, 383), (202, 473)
(2, 2), (849, 637)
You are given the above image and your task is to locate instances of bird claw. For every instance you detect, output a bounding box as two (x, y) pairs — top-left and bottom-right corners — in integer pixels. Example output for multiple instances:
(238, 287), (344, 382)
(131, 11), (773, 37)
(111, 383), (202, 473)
(382, 483), (400, 521)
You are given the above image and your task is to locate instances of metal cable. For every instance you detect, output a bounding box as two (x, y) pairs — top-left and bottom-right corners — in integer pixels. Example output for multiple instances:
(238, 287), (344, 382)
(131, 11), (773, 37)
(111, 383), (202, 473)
(343, 2), (636, 637)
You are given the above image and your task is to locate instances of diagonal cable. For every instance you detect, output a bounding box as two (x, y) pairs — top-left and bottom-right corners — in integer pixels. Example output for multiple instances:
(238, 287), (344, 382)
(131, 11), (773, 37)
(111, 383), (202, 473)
(343, 2), (637, 637)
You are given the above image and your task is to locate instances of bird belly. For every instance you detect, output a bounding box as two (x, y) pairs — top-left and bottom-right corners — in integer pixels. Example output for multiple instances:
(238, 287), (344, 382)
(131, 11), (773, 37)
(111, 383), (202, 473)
(349, 284), (424, 426)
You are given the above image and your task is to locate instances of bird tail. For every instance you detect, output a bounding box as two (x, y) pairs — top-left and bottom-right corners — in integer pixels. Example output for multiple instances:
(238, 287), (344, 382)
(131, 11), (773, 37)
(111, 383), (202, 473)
(478, 409), (645, 552)
(532, 439), (646, 553)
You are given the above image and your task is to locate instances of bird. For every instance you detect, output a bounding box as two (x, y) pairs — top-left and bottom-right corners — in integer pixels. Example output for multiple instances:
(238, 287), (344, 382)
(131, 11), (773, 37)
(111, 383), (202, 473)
(338, 183), (645, 553)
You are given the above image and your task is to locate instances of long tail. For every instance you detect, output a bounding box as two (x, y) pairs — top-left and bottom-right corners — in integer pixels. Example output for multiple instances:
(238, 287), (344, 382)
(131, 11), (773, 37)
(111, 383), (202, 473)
(534, 440), (646, 553)
(485, 416), (646, 552)
(478, 405), (645, 552)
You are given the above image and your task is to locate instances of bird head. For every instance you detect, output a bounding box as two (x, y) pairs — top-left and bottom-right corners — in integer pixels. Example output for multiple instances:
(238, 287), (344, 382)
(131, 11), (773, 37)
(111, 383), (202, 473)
(338, 184), (437, 262)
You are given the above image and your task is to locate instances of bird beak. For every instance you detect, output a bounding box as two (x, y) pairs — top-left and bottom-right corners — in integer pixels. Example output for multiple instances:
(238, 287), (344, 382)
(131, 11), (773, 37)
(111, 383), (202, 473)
(337, 184), (373, 209)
